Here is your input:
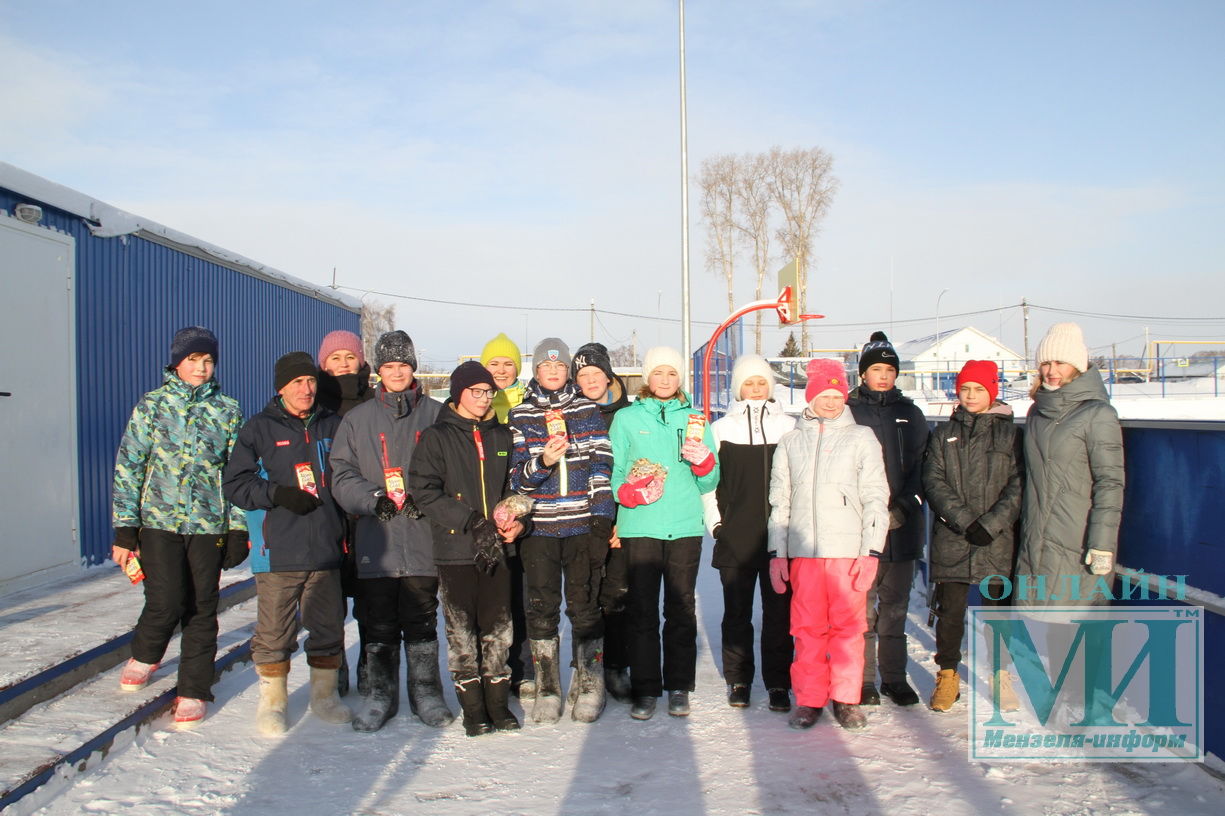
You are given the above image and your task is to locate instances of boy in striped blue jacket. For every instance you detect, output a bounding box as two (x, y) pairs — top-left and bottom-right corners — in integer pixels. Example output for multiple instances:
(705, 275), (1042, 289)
(508, 338), (615, 724)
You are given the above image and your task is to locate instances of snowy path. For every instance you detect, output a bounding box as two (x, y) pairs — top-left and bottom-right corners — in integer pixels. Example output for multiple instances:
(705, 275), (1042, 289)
(21, 565), (1224, 816)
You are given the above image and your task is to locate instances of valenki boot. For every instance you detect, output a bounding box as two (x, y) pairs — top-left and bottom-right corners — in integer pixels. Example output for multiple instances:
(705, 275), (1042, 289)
(571, 637), (607, 723)
(255, 661), (291, 736)
(406, 640), (455, 727)
(309, 659), (354, 724)
(352, 642), (399, 733)
(530, 637), (563, 723)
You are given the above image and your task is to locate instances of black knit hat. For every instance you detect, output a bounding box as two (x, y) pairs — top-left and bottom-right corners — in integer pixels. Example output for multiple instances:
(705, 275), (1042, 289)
(449, 360), (496, 405)
(858, 331), (899, 376)
(168, 326), (218, 369)
(571, 342), (615, 383)
(374, 330), (417, 370)
(275, 351), (317, 392)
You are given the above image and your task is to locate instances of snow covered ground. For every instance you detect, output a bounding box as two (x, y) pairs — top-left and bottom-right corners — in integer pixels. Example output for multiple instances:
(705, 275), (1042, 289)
(15, 564), (1225, 816)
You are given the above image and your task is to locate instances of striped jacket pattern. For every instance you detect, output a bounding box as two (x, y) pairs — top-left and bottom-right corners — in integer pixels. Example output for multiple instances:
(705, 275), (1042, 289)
(509, 380), (614, 537)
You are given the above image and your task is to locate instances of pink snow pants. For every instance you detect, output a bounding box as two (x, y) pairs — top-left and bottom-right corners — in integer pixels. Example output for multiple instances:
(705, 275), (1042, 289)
(789, 557), (868, 708)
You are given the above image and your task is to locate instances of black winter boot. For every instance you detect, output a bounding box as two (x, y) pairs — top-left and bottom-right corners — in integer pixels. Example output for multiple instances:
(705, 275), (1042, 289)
(860, 682), (880, 706)
(337, 652), (350, 698)
(406, 640), (455, 727)
(483, 676), (520, 731)
(352, 643), (399, 733)
(571, 637), (606, 723)
(529, 637), (563, 723)
(454, 676), (494, 737)
(604, 666), (632, 703)
(768, 688), (792, 712)
(356, 648), (369, 697)
(880, 680), (920, 707)
(727, 684), (750, 708)
(788, 705), (822, 729)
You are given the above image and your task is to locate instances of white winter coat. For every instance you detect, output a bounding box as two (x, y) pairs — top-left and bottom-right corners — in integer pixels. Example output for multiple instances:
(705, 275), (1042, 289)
(768, 406), (890, 560)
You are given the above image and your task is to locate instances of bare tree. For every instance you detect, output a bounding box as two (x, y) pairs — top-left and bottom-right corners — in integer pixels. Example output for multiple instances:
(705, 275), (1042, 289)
(698, 154), (739, 314)
(734, 152), (774, 354)
(608, 343), (638, 368)
(765, 146), (838, 352)
(360, 299), (396, 365)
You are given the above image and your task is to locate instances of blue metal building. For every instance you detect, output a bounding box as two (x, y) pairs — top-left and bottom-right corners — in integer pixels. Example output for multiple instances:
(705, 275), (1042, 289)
(0, 163), (360, 585)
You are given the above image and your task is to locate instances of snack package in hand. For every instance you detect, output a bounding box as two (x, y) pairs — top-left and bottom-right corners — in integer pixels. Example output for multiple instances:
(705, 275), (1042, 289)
(627, 458), (668, 482)
(493, 494), (535, 528)
(294, 463), (319, 497)
(685, 413), (706, 442)
(544, 409), (567, 439)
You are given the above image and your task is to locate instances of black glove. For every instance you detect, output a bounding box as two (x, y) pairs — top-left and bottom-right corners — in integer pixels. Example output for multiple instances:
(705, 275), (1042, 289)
(590, 516), (613, 544)
(712, 523), (725, 541)
(374, 495), (398, 522)
(400, 492), (424, 520)
(472, 517), (504, 575)
(888, 506), (907, 531)
(222, 530), (250, 569)
(965, 520), (995, 548)
(274, 485), (323, 515)
(113, 527), (140, 551)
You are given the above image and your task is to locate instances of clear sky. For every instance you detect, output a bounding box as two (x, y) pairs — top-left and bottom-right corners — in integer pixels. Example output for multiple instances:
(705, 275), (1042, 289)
(3, 0), (1222, 368)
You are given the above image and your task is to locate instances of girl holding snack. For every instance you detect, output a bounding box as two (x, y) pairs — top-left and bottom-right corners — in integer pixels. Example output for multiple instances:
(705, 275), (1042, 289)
(610, 347), (720, 720)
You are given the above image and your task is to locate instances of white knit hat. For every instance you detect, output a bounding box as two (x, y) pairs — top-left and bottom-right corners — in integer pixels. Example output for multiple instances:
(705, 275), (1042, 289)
(1035, 322), (1089, 373)
(731, 354), (775, 398)
(642, 346), (686, 381)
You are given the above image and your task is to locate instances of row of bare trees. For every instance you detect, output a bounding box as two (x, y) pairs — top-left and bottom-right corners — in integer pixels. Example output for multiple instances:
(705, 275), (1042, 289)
(698, 146), (838, 353)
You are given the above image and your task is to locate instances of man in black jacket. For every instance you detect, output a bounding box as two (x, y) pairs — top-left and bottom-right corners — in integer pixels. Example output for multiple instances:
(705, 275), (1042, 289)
(223, 351), (353, 735)
(847, 332), (929, 707)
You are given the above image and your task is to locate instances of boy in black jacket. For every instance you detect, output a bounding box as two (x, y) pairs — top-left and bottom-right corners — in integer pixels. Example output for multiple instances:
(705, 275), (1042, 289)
(846, 332), (929, 707)
(410, 362), (527, 736)
(223, 352), (352, 736)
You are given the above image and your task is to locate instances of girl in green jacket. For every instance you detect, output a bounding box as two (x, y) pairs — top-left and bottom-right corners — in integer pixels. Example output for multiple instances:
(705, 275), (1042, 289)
(610, 347), (720, 721)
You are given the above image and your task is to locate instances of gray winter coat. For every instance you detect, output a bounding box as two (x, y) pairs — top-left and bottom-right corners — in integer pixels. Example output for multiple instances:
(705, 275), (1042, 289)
(768, 407), (889, 560)
(1016, 366), (1124, 606)
(330, 385), (442, 579)
(922, 402), (1024, 584)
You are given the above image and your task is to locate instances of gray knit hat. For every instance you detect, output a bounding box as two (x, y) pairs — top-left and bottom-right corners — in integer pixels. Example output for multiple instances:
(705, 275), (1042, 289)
(532, 338), (571, 372)
(374, 330), (417, 370)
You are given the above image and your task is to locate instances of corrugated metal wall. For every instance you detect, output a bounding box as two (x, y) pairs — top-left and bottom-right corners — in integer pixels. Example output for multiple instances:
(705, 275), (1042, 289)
(1, 187), (360, 565)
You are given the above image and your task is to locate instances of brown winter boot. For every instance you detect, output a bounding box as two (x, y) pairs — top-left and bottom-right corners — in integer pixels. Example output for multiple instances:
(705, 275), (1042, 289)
(994, 669), (1021, 712)
(929, 669), (960, 712)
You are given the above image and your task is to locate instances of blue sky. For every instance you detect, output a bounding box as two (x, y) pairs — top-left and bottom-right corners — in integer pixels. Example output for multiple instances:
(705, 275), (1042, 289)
(2, 0), (1222, 367)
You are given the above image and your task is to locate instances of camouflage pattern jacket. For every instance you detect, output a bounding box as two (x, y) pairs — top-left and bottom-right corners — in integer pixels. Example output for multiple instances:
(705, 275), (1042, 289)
(112, 371), (246, 535)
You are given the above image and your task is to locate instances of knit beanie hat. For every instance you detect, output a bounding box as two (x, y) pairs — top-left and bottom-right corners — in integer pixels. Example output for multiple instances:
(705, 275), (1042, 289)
(731, 354), (775, 399)
(956, 360), (1000, 404)
(1035, 322), (1089, 373)
(532, 338), (572, 372)
(275, 351), (317, 392)
(642, 346), (686, 382)
(806, 358), (850, 402)
(571, 342), (616, 383)
(480, 332), (522, 372)
(858, 331), (899, 376)
(374, 330), (417, 370)
(317, 330), (365, 368)
(169, 326), (219, 369)
(449, 360), (496, 405)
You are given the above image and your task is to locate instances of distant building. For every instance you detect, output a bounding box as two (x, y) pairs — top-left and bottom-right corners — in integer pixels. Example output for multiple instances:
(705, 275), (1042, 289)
(893, 326), (1024, 394)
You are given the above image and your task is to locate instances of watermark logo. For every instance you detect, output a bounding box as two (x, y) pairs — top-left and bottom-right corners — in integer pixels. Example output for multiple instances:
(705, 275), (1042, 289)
(969, 605), (1203, 762)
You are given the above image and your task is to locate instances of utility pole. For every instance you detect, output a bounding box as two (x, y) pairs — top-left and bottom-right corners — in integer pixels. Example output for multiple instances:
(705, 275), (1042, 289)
(1021, 298), (1031, 378)
(590, 299), (595, 343)
(631, 330), (638, 367)
(678, 0), (692, 390)
(1144, 326), (1151, 382)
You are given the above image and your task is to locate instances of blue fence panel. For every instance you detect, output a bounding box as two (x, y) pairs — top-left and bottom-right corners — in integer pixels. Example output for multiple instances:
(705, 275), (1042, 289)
(692, 321), (743, 419)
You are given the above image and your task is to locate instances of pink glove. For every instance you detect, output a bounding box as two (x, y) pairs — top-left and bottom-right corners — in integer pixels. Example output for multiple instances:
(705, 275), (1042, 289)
(617, 475), (664, 508)
(681, 439), (714, 469)
(768, 557), (790, 595)
(492, 504), (514, 529)
(850, 556), (879, 593)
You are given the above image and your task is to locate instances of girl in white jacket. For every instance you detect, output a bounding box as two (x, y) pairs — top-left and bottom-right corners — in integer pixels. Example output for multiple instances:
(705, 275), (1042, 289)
(768, 358), (889, 730)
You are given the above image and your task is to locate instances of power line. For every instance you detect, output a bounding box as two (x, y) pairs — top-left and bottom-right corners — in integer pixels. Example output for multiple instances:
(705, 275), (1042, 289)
(1028, 303), (1225, 323)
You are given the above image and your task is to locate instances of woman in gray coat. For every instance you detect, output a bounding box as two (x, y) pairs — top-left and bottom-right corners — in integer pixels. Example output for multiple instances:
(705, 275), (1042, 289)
(1016, 323), (1124, 608)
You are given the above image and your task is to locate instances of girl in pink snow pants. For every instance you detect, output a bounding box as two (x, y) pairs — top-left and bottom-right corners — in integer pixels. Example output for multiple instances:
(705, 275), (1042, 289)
(767, 358), (889, 730)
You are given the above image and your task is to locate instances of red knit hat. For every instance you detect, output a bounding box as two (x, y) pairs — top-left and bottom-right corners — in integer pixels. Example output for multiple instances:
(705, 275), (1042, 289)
(805, 358), (849, 402)
(956, 360), (999, 403)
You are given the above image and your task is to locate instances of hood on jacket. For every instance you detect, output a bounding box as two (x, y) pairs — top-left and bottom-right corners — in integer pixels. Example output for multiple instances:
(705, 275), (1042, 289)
(376, 381), (425, 418)
(162, 368), (220, 403)
(439, 401), (501, 432)
(524, 378), (582, 409)
(1031, 364), (1109, 420)
(950, 400), (1014, 427)
(799, 404), (858, 430)
(850, 383), (910, 407)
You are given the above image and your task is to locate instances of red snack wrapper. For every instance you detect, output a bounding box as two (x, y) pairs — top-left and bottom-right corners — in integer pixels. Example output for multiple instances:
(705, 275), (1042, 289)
(384, 467), (406, 511)
(544, 409), (567, 439)
(685, 413), (706, 442)
(294, 462), (318, 497)
(124, 555), (146, 585)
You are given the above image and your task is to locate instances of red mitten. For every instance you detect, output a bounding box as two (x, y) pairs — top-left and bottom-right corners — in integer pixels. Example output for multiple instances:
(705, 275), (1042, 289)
(618, 475), (663, 508)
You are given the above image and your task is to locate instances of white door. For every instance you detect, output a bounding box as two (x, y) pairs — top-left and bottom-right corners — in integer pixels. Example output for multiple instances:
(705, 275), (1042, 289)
(0, 213), (77, 593)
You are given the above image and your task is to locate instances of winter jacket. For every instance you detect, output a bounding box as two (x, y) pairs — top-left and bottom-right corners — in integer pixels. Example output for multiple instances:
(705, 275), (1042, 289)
(701, 398), (797, 568)
(330, 383), (442, 578)
(410, 404), (515, 566)
(112, 371), (245, 535)
(492, 380), (526, 424)
(847, 384), (929, 562)
(316, 363), (375, 418)
(609, 392), (720, 540)
(922, 403), (1024, 584)
(222, 399), (345, 573)
(1016, 366), (1124, 606)
(508, 380), (614, 537)
(768, 407), (889, 560)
